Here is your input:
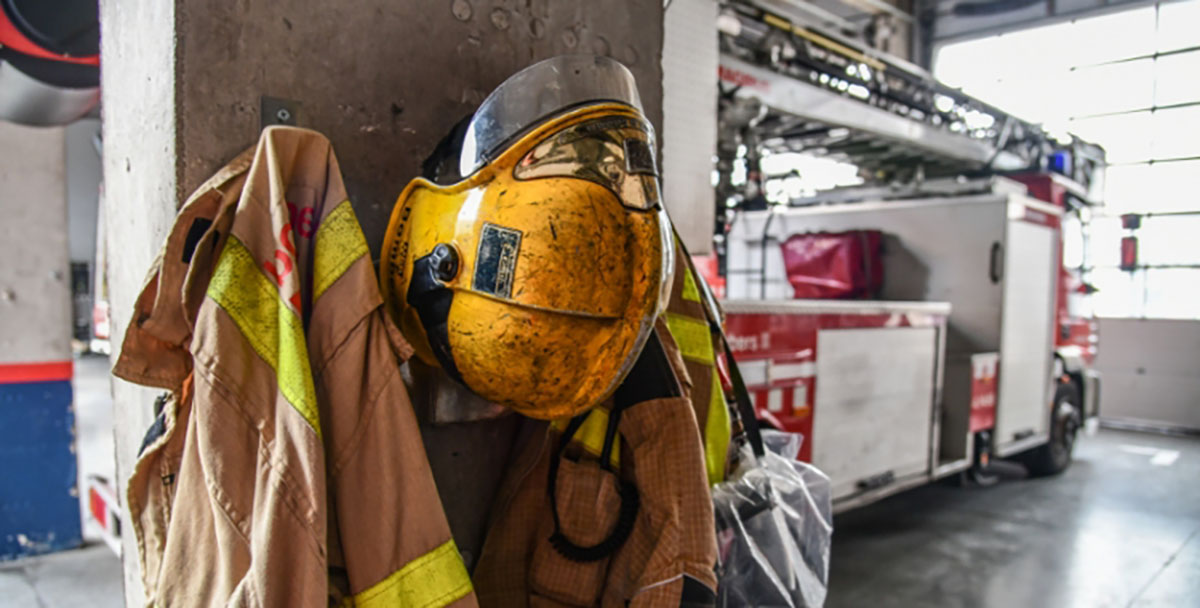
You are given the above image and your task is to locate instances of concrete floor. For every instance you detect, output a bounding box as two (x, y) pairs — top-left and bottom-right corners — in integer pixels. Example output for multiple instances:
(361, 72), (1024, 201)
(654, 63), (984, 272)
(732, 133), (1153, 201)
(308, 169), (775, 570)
(0, 545), (122, 608)
(828, 428), (1200, 607)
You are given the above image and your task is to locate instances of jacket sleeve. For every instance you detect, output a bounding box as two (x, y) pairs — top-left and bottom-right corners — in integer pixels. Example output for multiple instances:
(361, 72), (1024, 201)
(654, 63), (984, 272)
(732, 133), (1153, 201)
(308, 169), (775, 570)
(308, 217), (476, 608)
(606, 396), (719, 606)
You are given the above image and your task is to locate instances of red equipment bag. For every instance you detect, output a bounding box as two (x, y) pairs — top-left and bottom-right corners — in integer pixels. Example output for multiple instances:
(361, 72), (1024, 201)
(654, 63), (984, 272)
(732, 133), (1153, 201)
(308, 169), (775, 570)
(780, 231), (883, 299)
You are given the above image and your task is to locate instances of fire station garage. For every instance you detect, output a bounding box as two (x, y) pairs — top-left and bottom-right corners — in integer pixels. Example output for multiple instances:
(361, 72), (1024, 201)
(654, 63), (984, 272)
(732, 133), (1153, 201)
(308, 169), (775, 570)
(1, 0), (1199, 607)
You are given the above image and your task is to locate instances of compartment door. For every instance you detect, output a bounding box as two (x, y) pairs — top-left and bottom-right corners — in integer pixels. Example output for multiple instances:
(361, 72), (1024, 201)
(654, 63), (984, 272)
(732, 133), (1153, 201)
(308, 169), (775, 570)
(995, 217), (1058, 450)
(813, 326), (937, 500)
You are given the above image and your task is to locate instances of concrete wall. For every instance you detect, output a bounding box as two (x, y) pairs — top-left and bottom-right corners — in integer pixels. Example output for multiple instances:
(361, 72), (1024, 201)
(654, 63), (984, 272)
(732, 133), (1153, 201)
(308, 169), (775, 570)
(101, 1), (663, 604)
(0, 122), (71, 365)
(99, 0), (179, 599)
(173, 0), (664, 255)
(662, 0), (718, 254)
(1094, 318), (1200, 432)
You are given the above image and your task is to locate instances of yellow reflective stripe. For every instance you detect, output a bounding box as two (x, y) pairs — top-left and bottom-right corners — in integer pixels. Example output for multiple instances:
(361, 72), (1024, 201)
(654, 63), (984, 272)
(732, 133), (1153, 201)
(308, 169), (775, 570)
(681, 268), (701, 302)
(207, 236), (321, 437)
(664, 312), (715, 365)
(551, 409), (619, 467)
(353, 539), (473, 608)
(705, 367), (731, 485)
(314, 200), (370, 301)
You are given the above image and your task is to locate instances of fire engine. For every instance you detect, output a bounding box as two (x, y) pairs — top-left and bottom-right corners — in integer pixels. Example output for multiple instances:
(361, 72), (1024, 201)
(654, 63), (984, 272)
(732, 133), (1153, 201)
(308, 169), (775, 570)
(708, 1), (1103, 511)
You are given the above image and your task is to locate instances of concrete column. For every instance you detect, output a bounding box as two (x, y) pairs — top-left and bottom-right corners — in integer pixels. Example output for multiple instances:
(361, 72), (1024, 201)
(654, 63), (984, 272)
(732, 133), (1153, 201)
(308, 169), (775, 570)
(99, 2), (179, 602)
(663, 0), (718, 254)
(0, 121), (79, 559)
(101, 2), (663, 605)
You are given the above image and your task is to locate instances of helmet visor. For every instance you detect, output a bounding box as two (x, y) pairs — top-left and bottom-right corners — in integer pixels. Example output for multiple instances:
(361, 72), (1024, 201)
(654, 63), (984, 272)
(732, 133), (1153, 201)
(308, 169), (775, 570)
(459, 55), (645, 177)
(514, 114), (660, 210)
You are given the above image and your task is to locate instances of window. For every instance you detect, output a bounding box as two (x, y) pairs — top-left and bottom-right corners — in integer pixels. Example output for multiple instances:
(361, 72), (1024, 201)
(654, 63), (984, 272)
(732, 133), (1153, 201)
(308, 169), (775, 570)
(760, 152), (862, 204)
(935, 1), (1200, 319)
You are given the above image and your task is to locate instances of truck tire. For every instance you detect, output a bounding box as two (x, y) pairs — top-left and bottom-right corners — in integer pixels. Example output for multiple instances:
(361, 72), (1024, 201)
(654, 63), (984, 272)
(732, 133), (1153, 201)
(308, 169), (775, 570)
(956, 431), (999, 487)
(959, 464), (1000, 488)
(1019, 382), (1081, 477)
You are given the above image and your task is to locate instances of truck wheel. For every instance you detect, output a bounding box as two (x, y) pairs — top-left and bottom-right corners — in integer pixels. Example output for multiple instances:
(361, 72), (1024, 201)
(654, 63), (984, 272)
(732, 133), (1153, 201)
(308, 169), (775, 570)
(1020, 382), (1081, 477)
(962, 464), (1000, 487)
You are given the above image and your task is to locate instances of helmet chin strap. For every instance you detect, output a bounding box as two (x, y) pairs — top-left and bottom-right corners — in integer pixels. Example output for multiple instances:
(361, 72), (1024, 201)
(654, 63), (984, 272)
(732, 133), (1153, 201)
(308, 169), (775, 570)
(546, 332), (680, 563)
(547, 401), (639, 563)
(420, 112), (474, 185)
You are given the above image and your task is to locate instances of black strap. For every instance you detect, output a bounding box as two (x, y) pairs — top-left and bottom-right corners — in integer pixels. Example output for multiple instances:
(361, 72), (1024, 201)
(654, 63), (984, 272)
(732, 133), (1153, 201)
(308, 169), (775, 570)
(420, 113), (474, 184)
(675, 235), (775, 542)
(546, 403), (639, 563)
(719, 336), (765, 460)
(545, 293), (689, 562)
(597, 406), (623, 472)
(673, 229), (766, 460)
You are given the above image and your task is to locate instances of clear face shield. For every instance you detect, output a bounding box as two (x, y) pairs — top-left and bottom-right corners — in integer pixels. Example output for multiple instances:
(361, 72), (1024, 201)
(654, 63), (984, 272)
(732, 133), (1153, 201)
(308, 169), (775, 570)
(459, 55), (646, 177)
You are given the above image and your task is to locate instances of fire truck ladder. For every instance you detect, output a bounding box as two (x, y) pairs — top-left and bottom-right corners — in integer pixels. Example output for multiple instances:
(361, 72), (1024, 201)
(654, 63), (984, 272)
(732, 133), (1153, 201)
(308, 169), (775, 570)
(717, 0), (1105, 190)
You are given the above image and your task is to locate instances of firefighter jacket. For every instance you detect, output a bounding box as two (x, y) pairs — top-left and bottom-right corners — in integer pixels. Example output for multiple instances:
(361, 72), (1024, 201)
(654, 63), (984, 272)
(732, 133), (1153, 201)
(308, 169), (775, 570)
(114, 126), (477, 608)
(471, 241), (729, 607)
(659, 241), (733, 487)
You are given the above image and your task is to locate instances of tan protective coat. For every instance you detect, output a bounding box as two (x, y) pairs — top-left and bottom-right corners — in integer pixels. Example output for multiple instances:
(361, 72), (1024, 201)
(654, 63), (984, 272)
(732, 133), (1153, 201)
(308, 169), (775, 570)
(115, 127), (475, 608)
(471, 242), (727, 606)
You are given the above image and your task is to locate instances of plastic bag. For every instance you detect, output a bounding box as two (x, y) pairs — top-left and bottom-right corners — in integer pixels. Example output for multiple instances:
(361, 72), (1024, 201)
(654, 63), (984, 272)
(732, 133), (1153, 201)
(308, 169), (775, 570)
(712, 431), (833, 607)
(677, 244), (833, 606)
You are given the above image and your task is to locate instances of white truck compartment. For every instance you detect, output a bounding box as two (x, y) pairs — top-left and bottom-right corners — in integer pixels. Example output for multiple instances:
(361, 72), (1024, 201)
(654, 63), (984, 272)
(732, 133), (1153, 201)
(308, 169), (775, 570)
(726, 184), (1061, 456)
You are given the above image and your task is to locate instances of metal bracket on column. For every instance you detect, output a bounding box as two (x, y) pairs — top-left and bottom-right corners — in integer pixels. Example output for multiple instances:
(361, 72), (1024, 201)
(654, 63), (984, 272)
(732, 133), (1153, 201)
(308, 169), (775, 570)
(260, 96), (300, 129)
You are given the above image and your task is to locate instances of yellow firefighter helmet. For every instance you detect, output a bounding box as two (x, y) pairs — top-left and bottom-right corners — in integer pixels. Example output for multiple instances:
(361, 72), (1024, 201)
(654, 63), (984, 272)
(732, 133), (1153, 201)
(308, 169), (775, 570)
(380, 55), (673, 420)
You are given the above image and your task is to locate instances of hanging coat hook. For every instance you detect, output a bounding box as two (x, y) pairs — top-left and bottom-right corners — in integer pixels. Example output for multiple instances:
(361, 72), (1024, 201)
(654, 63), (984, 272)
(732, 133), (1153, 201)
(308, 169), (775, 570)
(260, 96), (300, 129)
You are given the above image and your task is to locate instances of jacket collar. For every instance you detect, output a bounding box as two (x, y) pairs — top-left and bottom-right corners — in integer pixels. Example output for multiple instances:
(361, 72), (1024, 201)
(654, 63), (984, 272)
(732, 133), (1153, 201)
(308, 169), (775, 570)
(112, 149), (254, 389)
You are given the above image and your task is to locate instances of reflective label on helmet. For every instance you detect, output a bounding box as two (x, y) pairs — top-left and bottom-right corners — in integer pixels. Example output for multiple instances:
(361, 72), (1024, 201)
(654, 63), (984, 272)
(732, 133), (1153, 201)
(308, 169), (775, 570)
(473, 222), (522, 299)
